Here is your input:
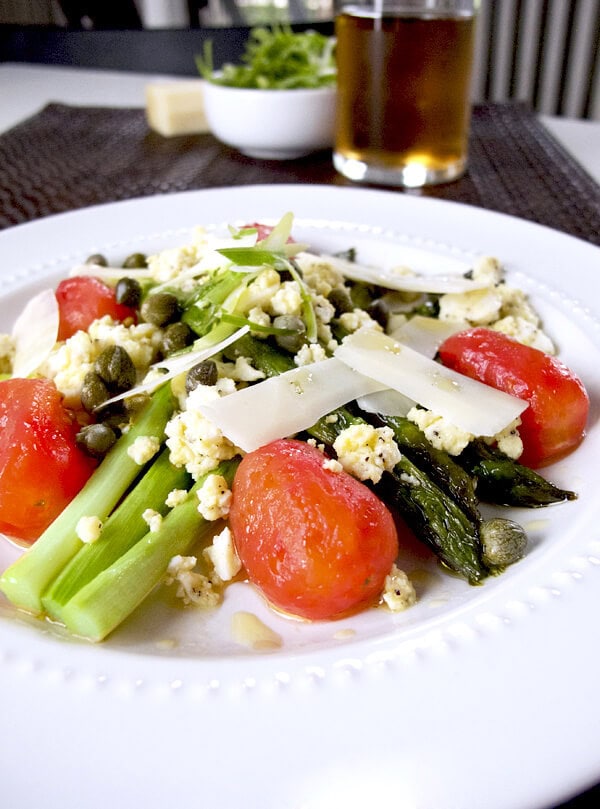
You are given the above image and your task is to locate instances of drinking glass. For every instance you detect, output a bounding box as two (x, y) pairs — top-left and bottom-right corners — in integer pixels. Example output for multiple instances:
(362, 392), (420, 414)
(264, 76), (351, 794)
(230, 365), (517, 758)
(333, 0), (478, 187)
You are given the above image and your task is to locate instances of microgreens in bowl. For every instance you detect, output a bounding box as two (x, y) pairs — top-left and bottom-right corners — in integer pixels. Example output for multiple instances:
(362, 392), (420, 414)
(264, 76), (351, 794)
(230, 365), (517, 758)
(196, 25), (336, 90)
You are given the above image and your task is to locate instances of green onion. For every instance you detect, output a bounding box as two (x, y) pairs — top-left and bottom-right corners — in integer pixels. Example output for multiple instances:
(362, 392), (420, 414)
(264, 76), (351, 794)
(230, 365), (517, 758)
(58, 460), (239, 642)
(41, 448), (191, 622)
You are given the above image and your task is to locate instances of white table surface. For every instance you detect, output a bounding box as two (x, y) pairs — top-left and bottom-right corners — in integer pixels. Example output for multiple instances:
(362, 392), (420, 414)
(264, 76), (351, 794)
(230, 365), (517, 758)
(1, 62), (600, 185)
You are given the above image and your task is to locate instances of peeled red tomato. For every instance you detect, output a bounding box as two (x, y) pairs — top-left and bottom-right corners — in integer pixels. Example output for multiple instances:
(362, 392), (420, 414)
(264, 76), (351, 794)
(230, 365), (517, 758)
(229, 439), (399, 620)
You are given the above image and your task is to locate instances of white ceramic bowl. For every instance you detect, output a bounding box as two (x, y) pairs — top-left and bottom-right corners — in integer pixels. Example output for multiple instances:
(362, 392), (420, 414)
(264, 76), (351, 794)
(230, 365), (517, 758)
(202, 81), (336, 160)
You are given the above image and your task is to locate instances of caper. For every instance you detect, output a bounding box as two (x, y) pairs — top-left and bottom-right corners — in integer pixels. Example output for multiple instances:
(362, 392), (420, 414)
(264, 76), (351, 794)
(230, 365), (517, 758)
(76, 423), (117, 458)
(141, 292), (181, 327)
(349, 281), (376, 311)
(161, 322), (194, 357)
(85, 253), (108, 267)
(80, 371), (110, 413)
(122, 252), (147, 269)
(96, 403), (128, 432)
(413, 298), (440, 318)
(273, 314), (306, 353)
(123, 392), (151, 416)
(328, 287), (354, 316)
(480, 518), (528, 569)
(186, 360), (218, 392)
(115, 277), (142, 308)
(94, 345), (136, 392)
(367, 298), (390, 330)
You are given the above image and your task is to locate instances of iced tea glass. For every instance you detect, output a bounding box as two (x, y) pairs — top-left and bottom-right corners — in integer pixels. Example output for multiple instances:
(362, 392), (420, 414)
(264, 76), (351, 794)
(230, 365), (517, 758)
(333, 0), (478, 187)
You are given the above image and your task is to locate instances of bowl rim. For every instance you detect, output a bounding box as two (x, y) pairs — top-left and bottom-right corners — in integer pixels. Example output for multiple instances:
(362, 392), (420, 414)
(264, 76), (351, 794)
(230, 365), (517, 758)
(202, 78), (337, 95)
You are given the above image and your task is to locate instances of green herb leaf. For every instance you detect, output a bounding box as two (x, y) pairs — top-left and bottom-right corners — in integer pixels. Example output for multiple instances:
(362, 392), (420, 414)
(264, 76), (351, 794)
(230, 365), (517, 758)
(197, 25), (336, 90)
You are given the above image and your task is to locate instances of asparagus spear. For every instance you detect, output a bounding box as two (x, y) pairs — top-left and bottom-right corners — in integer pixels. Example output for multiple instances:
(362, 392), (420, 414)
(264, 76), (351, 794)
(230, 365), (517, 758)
(378, 460), (488, 584)
(0, 382), (176, 615)
(376, 414), (481, 523)
(59, 460), (239, 642)
(458, 439), (577, 508)
(309, 411), (488, 584)
(41, 448), (191, 622)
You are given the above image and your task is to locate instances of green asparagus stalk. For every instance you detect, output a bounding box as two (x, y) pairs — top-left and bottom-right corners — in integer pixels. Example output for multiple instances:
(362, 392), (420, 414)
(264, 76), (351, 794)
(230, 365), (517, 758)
(458, 439), (577, 507)
(309, 410), (488, 584)
(376, 414), (481, 523)
(42, 448), (191, 621)
(0, 382), (176, 615)
(59, 460), (239, 642)
(378, 460), (488, 584)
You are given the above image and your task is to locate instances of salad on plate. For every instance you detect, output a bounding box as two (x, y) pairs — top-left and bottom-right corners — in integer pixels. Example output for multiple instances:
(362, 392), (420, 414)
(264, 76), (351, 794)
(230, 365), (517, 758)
(0, 212), (589, 644)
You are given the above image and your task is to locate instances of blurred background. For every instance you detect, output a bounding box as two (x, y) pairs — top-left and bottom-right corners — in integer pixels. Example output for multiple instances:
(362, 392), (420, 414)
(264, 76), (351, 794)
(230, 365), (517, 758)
(0, 0), (599, 119)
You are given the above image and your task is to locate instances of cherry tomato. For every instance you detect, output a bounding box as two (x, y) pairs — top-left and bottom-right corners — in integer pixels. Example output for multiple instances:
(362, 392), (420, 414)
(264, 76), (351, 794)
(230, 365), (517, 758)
(0, 378), (97, 543)
(438, 327), (589, 468)
(229, 439), (399, 620)
(55, 276), (136, 341)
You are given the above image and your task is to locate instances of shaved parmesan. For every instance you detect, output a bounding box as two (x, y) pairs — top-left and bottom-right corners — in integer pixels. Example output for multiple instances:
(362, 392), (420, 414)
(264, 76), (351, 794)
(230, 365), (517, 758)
(197, 357), (386, 453)
(356, 317), (467, 415)
(356, 389), (415, 417)
(390, 316), (469, 358)
(335, 330), (528, 437)
(11, 288), (59, 378)
(98, 325), (249, 409)
(295, 251), (488, 294)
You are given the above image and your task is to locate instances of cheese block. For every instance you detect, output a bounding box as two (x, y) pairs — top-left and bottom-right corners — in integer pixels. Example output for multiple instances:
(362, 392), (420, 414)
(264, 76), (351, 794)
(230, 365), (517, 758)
(145, 80), (208, 137)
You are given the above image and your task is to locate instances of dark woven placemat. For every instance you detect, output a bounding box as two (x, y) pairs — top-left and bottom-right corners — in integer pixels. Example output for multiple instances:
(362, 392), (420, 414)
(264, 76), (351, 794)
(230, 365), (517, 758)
(0, 101), (598, 245)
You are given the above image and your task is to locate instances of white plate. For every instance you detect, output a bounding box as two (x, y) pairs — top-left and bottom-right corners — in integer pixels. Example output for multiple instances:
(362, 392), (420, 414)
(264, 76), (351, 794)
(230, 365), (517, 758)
(1, 185), (599, 809)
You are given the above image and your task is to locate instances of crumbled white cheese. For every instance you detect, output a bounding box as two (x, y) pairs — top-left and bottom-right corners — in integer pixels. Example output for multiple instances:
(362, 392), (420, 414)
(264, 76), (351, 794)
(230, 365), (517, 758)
(312, 294), (336, 326)
(38, 330), (96, 407)
(294, 342), (328, 366)
(165, 380), (239, 480)
(438, 287), (502, 325)
(203, 526), (241, 581)
(323, 457), (343, 473)
(146, 244), (203, 283)
(0, 333), (15, 374)
(268, 280), (303, 317)
(294, 255), (345, 296)
(333, 424), (401, 483)
(76, 515), (103, 544)
(471, 255), (503, 286)
(497, 284), (541, 324)
(492, 315), (555, 354)
(488, 417), (524, 460)
(241, 268), (281, 310)
(196, 473), (232, 521)
(408, 407), (474, 455)
(216, 356), (265, 383)
(400, 471), (421, 486)
(306, 438), (326, 453)
(142, 508), (163, 533)
(87, 316), (163, 369)
(382, 564), (417, 612)
(127, 435), (161, 465)
(165, 488), (189, 508)
(165, 555), (220, 607)
(338, 308), (383, 334)
(247, 306), (271, 331)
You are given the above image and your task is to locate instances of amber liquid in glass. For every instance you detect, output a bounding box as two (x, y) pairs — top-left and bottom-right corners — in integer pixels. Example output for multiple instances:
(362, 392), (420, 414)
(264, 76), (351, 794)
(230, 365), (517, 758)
(334, 9), (475, 186)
